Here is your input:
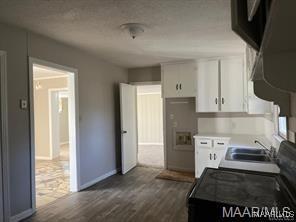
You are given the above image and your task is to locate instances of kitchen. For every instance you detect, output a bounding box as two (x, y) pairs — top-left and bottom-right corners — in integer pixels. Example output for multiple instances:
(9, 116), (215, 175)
(181, 0), (296, 221)
(0, 0), (296, 221)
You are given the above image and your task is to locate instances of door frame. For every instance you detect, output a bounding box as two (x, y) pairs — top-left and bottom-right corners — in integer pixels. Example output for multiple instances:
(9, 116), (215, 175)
(129, 81), (166, 169)
(0, 51), (10, 221)
(29, 58), (80, 211)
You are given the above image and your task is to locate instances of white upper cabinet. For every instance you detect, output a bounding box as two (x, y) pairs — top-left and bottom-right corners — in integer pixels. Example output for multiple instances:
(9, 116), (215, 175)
(220, 57), (245, 112)
(196, 60), (219, 112)
(161, 61), (196, 98)
(196, 57), (245, 113)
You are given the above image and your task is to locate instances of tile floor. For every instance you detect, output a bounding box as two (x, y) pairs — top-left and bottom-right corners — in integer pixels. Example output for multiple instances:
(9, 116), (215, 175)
(138, 144), (164, 168)
(35, 144), (70, 208)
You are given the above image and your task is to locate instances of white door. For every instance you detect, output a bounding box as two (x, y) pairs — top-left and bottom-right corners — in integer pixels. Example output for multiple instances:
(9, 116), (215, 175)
(196, 60), (219, 112)
(196, 148), (211, 177)
(178, 62), (197, 97)
(220, 57), (245, 112)
(162, 64), (180, 98)
(120, 83), (137, 174)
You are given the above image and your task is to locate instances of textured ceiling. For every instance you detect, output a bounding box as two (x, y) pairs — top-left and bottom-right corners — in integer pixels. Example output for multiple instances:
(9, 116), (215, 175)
(0, 0), (245, 68)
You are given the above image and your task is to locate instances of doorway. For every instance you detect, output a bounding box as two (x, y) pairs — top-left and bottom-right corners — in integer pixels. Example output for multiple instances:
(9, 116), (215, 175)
(29, 59), (79, 210)
(136, 85), (164, 168)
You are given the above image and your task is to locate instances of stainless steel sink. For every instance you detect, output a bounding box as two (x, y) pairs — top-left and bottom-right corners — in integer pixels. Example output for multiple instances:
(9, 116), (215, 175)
(225, 147), (271, 163)
(227, 147), (267, 155)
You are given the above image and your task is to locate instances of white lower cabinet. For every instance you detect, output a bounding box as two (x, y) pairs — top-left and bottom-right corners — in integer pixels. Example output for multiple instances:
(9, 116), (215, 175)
(195, 137), (229, 178)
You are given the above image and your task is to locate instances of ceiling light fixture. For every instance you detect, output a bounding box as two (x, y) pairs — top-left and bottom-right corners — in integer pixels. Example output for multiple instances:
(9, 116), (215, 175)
(120, 23), (145, 39)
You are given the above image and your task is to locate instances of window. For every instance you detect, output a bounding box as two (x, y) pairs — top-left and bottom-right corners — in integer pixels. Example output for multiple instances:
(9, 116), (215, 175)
(276, 106), (288, 139)
(278, 116), (287, 139)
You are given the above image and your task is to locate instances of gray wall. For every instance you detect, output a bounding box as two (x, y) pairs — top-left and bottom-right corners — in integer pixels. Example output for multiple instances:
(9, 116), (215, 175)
(165, 98), (197, 172)
(0, 22), (128, 217)
(128, 66), (161, 83)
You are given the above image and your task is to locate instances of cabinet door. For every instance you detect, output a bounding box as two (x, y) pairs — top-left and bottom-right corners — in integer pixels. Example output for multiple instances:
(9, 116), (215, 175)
(162, 64), (180, 98)
(178, 62), (197, 97)
(211, 147), (227, 168)
(220, 57), (245, 112)
(196, 60), (219, 112)
(196, 147), (212, 178)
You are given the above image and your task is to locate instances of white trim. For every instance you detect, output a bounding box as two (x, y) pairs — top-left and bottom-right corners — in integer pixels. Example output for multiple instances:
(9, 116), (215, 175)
(59, 91), (69, 98)
(29, 58), (81, 214)
(273, 134), (285, 144)
(0, 51), (10, 222)
(9, 208), (34, 222)
(137, 92), (161, 96)
(60, 141), (69, 146)
(34, 75), (68, 80)
(35, 156), (52, 160)
(138, 143), (164, 146)
(160, 59), (196, 66)
(79, 169), (119, 190)
(129, 81), (161, 86)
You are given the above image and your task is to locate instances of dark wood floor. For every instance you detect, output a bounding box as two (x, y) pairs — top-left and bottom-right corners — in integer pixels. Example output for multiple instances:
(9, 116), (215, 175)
(24, 167), (192, 222)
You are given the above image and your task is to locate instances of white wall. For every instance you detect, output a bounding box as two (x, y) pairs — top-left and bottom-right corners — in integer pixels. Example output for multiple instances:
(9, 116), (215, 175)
(137, 85), (163, 145)
(198, 117), (269, 135)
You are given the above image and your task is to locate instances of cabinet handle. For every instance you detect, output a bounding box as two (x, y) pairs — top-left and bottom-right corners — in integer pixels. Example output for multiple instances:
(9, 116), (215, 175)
(179, 84), (182, 90)
(222, 97), (225, 104)
(176, 84), (178, 90)
(214, 153), (216, 160)
(217, 142), (224, 145)
(200, 142), (208, 145)
(215, 98), (218, 104)
(210, 153), (212, 160)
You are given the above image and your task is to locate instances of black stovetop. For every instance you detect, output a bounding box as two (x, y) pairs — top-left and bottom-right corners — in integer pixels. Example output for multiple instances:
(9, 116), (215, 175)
(188, 168), (295, 209)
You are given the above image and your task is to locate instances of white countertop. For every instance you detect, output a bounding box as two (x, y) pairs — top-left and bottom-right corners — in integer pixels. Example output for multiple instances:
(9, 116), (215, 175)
(194, 133), (280, 174)
(194, 133), (271, 148)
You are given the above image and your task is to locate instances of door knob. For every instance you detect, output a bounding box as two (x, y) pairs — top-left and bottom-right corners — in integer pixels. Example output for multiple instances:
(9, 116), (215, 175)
(122, 130), (127, 134)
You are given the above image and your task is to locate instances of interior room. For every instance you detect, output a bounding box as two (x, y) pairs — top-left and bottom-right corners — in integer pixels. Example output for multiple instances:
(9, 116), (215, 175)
(33, 65), (72, 208)
(136, 84), (164, 168)
(0, 1), (295, 222)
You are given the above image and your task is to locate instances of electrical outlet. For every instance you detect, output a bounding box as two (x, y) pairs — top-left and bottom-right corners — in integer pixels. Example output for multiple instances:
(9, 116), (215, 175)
(20, 99), (28, 110)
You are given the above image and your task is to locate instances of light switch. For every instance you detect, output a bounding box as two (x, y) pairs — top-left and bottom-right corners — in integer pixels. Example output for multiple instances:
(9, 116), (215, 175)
(20, 99), (28, 110)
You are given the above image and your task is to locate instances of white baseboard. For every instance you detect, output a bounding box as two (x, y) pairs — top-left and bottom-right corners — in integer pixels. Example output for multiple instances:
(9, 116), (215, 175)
(138, 143), (164, 146)
(10, 208), (35, 222)
(60, 141), (69, 145)
(79, 169), (119, 190)
(35, 156), (52, 160)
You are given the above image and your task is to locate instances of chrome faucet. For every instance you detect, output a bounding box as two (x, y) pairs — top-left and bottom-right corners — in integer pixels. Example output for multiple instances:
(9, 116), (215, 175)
(254, 140), (277, 159)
